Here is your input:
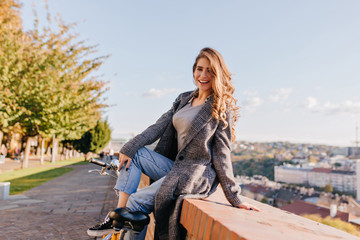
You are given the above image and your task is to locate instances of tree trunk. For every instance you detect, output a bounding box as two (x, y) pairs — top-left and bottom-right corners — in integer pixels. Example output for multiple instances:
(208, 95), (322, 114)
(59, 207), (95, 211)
(22, 137), (32, 168)
(65, 148), (69, 160)
(40, 138), (45, 164)
(60, 144), (64, 160)
(45, 142), (51, 156)
(51, 134), (57, 163)
(0, 130), (3, 148)
(0, 130), (4, 155)
(35, 136), (40, 156)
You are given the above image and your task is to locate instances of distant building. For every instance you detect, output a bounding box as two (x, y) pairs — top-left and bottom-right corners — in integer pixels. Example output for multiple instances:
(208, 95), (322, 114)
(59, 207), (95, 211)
(102, 139), (128, 153)
(330, 170), (356, 193)
(356, 160), (360, 201)
(308, 168), (332, 188)
(333, 147), (360, 158)
(275, 165), (357, 194)
(274, 188), (302, 207)
(349, 147), (360, 158)
(274, 165), (311, 185)
(291, 157), (308, 164)
(241, 183), (271, 202)
(332, 147), (348, 156)
(317, 192), (360, 217)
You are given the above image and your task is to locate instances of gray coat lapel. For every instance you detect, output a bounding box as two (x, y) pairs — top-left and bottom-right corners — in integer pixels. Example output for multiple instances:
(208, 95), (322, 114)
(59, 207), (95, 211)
(176, 92), (194, 112)
(178, 95), (214, 153)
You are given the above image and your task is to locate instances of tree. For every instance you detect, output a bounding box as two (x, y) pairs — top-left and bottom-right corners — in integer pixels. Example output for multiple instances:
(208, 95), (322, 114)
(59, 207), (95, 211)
(0, 0), (24, 147)
(324, 183), (333, 193)
(69, 119), (111, 160)
(1, 3), (109, 167)
(334, 162), (342, 168)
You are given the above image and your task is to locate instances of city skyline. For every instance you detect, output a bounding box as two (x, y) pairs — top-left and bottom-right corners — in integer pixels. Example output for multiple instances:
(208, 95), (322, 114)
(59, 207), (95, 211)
(21, 0), (360, 147)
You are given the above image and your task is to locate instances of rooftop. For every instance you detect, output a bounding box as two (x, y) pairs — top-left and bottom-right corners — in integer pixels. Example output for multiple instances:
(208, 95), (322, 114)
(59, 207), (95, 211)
(280, 200), (354, 222)
(311, 168), (332, 173)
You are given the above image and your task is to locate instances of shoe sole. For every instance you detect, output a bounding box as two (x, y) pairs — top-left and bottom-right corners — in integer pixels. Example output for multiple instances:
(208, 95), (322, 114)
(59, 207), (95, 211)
(87, 228), (117, 237)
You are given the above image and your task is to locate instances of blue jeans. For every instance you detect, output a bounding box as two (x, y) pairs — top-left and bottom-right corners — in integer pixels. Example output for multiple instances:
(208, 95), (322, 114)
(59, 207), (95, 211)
(114, 147), (174, 240)
(114, 147), (174, 212)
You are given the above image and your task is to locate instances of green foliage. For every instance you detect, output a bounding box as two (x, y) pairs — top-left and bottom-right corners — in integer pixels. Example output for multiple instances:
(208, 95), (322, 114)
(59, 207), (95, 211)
(69, 119), (111, 155)
(334, 162), (342, 167)
(232, 158), (275, 180)
(8, 11), (109, 140)
(324, 183), (333, 193)
(0, 0), (25, 131)
(0, 1), (108, 137)
(302, 214), (360, 237)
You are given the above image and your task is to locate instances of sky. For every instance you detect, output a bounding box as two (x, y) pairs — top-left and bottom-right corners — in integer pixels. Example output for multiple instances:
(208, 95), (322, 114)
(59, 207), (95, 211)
(20, 0), (360, 147)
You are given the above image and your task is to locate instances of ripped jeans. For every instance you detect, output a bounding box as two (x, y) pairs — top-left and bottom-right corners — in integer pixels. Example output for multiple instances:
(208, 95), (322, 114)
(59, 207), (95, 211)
(115, 146), (174, 209)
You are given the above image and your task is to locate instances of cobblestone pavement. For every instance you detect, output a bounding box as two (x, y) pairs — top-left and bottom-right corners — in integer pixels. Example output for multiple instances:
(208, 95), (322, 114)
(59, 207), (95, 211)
(0, 163), (117, 240)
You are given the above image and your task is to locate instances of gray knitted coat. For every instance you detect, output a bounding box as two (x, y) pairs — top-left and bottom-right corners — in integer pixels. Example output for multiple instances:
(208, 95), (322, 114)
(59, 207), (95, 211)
(120, 90), (243, 240)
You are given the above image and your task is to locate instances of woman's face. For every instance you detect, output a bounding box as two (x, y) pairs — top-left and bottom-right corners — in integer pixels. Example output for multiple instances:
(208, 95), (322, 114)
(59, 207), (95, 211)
(193, 58), (213, 95)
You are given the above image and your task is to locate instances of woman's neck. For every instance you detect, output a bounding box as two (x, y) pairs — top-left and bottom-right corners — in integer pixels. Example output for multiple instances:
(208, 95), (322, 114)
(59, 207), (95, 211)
(197, 90), (211, 102)
(192, 89), (211, 106)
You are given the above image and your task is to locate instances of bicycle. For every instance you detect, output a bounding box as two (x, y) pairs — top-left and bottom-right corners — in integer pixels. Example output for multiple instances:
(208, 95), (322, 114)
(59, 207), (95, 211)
(88, 157), (150, 240)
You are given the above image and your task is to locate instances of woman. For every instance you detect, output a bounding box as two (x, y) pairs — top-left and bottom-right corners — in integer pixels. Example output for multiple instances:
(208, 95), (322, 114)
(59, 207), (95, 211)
(88, 47), (259, 239)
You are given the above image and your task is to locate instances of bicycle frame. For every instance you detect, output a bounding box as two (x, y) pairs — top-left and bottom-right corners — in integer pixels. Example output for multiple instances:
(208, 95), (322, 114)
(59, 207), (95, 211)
(102, 232), (123, 240)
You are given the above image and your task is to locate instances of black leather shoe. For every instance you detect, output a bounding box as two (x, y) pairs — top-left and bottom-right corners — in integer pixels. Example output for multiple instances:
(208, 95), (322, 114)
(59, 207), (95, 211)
(109, 207), (150, 232)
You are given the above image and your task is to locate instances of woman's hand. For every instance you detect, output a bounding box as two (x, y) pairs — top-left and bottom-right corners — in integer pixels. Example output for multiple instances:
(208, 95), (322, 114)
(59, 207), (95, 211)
(118, 153), (132, 171)
(237, 202), (260, 212)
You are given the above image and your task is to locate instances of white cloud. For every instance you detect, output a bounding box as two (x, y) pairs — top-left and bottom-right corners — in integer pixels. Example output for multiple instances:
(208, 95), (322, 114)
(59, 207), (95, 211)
(269, 88), (293, 104)
(142, 88), (181, 98)
(240, 90), (263, 113)
(303, 98), (360, 115)
(303, 97), (318, 109)
(243, 97), (263, 108)
(241, 96), (263, 113)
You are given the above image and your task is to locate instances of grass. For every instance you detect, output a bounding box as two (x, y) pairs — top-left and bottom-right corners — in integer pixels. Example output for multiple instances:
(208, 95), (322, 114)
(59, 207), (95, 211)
(303, 214), (360, 237)
(9, 167), (74, 195)
(0, 157), (87, 182)
(0, 157), (89, 195)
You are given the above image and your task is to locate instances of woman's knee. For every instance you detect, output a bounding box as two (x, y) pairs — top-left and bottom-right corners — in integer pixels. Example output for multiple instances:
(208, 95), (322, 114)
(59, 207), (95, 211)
(126, 188), (155, 214)
(126, 194), (138, 211)
(126, 194), (151, 214)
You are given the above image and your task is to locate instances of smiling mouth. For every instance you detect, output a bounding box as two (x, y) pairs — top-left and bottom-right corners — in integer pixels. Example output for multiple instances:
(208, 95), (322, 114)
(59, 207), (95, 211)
(199, 80), (210, 84)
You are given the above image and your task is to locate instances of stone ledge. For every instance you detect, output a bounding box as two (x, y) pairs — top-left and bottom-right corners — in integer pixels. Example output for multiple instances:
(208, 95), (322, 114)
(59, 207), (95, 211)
(180, 187), (360, 240)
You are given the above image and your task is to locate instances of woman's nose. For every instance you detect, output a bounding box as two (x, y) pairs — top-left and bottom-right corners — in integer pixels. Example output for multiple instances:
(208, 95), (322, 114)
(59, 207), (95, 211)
(201, 71), (209, 77)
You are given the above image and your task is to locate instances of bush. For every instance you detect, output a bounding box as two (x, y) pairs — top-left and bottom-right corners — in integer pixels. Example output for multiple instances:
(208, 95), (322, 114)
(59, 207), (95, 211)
(302, 214), (360, 237)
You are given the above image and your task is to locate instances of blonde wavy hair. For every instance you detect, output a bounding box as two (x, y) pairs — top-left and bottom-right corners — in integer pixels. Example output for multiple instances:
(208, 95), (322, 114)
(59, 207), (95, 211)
(192, 47), (240, 142)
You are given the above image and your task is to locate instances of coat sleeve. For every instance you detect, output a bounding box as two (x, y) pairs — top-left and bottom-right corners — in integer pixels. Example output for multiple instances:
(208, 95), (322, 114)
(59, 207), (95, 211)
(211, 110), (243, 206)
(120, 94), (182, 159)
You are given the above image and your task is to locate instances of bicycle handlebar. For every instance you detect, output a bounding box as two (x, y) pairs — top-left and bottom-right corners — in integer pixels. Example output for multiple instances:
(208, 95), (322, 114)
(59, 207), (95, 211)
(89, 158), (108, 167)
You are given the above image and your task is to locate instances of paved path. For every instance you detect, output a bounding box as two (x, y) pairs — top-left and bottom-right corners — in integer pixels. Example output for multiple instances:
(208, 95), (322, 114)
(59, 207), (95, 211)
(0, 162), (117, 239)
